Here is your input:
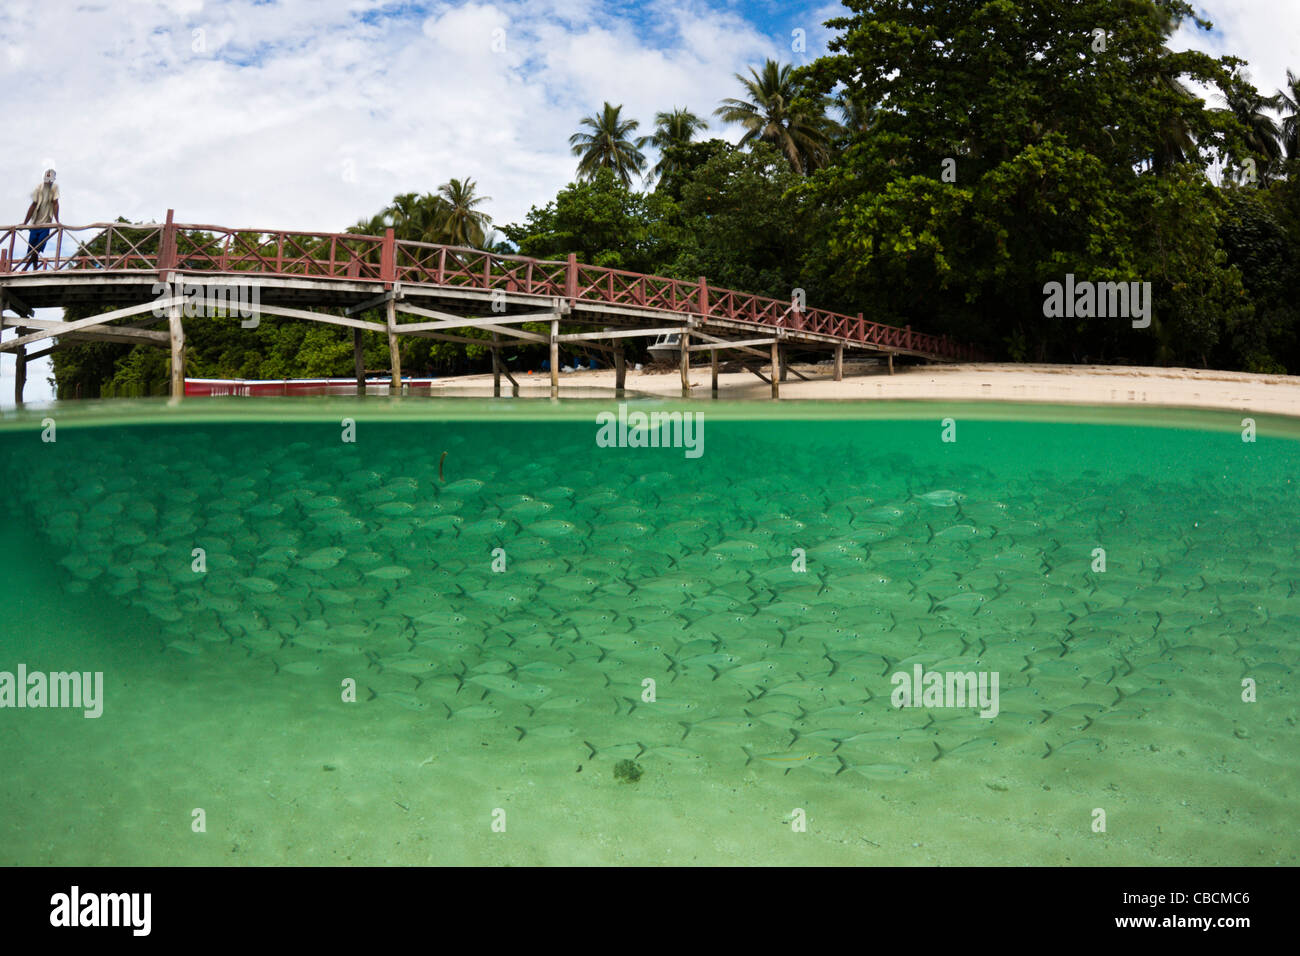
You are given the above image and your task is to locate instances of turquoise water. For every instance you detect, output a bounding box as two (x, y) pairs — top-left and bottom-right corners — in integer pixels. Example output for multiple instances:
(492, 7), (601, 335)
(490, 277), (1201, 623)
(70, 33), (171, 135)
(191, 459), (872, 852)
(0, 401), (1296, 865)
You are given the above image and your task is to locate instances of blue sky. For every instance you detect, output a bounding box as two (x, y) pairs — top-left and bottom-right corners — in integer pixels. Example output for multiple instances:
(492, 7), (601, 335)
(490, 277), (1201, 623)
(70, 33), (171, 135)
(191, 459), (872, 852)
(1, 0), (1296, 403)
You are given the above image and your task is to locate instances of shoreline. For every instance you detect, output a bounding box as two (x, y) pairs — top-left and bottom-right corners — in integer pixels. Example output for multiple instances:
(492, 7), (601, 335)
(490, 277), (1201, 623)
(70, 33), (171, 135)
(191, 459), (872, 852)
(427, 361), (1300, 417)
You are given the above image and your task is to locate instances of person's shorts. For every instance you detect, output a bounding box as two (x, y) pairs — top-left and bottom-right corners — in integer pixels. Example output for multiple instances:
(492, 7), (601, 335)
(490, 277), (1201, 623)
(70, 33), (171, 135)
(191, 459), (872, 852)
(27, 228), (51, 254)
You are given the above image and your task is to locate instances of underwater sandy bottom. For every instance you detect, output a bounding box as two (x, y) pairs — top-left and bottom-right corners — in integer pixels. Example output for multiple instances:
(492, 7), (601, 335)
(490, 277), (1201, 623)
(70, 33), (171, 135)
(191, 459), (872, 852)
(0, 523), (1292, 867)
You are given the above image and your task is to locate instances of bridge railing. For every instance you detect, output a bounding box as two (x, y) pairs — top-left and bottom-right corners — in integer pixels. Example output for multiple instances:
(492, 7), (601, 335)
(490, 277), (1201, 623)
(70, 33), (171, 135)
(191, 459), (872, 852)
(0, 221), (170, 274)
(0, 217), (983, 361)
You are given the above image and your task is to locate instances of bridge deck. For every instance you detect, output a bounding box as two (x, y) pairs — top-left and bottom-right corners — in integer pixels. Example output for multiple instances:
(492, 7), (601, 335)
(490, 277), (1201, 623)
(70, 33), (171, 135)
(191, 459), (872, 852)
(0, 212), (982, 401)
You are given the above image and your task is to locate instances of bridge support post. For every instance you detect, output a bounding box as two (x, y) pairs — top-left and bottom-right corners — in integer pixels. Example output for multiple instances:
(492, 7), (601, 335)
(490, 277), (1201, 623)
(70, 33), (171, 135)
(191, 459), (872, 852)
(779, 347), (788, 383)
(386, 299), (402, 391)
(770, 340), (780, 400)
(550, 318), (559, 398)
(168, 303), (185, 400)
(14, 332), (26, 406)
(888, 353), (894, 375)
(354, 327), (366, 394)
(614, 346), (625, 391)
(492, 332), (501, 398)
(680, 331), (690, 396)
(710, 348), (718, 397)
(834, 345), (843, 382)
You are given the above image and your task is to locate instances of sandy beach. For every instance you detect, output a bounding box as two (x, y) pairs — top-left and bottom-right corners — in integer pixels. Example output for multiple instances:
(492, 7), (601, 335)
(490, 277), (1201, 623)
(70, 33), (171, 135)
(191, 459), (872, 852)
(432, 361), (1300, 417)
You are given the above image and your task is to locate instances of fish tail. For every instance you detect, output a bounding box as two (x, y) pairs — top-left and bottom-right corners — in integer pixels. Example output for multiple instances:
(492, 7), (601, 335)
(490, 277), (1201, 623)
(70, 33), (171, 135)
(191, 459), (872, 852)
(1042, 741), (1054, 759)
(679, 721), (692, 741)
(741, 745), (755, 767)
(822, 645), (839, 677)
(583, 741), (597, 760)
(931, 742), (945, 762)
(514, 726), (526, 742)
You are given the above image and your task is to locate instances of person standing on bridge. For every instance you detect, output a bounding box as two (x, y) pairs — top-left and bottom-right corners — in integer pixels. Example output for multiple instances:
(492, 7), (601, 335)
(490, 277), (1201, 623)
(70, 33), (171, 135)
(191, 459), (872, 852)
(19, 169), (60, 271)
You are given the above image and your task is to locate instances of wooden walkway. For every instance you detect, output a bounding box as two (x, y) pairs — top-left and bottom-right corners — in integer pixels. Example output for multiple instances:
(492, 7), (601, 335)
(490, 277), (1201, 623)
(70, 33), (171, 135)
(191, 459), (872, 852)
(0, 210), (982, 402)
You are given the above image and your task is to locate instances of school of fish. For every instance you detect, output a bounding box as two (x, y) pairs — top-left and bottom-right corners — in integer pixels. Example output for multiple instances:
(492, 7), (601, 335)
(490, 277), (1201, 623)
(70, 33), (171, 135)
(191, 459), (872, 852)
(7, 419), (1297, 785)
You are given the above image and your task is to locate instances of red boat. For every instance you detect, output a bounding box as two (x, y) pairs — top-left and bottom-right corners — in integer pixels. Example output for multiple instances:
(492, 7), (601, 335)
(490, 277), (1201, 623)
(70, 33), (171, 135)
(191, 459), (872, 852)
(184, 377), (437, 396)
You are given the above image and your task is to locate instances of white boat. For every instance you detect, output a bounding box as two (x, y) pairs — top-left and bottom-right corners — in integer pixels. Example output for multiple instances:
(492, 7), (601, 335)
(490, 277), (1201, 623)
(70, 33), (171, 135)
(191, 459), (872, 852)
(648, 332), (683, 363)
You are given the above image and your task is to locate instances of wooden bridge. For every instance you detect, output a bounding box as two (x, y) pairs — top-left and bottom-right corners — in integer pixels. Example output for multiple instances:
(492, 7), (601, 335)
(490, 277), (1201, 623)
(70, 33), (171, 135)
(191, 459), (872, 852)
(0, 210), (982, 403)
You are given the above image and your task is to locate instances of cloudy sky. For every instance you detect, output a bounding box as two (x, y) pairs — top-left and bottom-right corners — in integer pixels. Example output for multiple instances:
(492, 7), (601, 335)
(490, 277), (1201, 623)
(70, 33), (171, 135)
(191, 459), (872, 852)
(2, 0), (1297, 404)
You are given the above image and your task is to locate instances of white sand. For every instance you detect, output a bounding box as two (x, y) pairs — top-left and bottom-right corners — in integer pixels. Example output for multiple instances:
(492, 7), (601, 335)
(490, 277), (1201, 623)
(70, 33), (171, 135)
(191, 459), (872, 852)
(434, 362), (1300, 417)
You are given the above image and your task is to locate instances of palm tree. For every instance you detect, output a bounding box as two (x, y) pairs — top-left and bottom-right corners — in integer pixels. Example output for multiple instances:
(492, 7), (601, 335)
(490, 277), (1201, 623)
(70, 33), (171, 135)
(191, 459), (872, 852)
(435, 177), (493, 247)
(569, 103), (648, 187)
(714, 60), (836, 174)
(835, 92), (877, 136)
(1151, 70), (1200, 173)
(649, 108), (708, 181)
(1277, 69), (1300, 161)
(1215, 77), (1283, 183)
(382, 192), (448, 242)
